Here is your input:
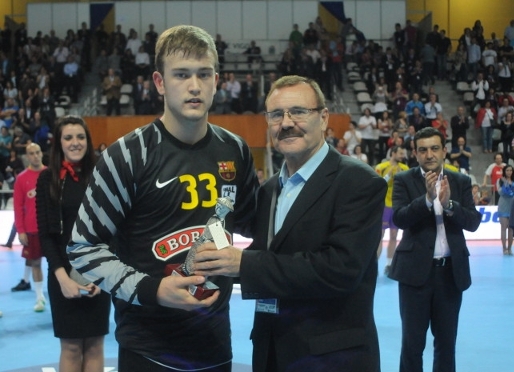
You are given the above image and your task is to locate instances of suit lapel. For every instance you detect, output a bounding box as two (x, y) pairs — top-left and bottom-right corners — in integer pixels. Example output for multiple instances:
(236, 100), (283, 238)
(269, 149), (340, 251)
(413, 167), (426, 196)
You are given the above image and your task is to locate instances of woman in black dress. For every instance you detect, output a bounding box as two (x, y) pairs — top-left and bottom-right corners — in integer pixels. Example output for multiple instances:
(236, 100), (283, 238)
(36, 115), (110, 371)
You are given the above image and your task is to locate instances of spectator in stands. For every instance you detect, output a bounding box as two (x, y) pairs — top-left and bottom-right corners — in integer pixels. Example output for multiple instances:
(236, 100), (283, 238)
(107, 47), (121, 76)
(135, 45), (151, 79)
(36, 66), (50, 92)
(77, 22), (92, 72)
(453, 42), (468, 82)
(95, 23), (110, 53)
(278, 45), (298, 76)
(32, 111), (51, 153)
(467, 37), (482, 80)
(63, 55), (80, 103)
(425, 24), (441, 50)
(424, 93), (442, 125)
(145, 23), (158, 55)
(450, 106), (470, 148)
(351, 144), (368, 164)
(472, 183), (481, 205)
(102, 68), (122, 116)
(382, 47), (399, 90)
(450, 136), (472, 173)
(499, 111), (514, 162)
(483, 153), (506, 205)
(498, 97), (514, 124)
(289, 24), (303, 53)
(405, 92), (424, 117)
(343, 120), (362, 155)
(394, 111), (409, 137)
(226, 72), (241, 114)
(243, 40), (262, 68)
(303, 22), (318, 48)
(377, 111), (393, 161)
(12, 126), (32, 164)
(324, 127), (337, 147)
(372, 85), (389, 118)
(52, 40), (69, 72)
(111, 24), (127, 53)
(94, 49), (109, 80)
(335, 138), (349, 155)
(240, 73), (258, 114)
(215, 34), (228, 71)
(476, 100), (497, 153)
(133, 79), (156, 116)
(497, 165), (514, 255)
(504, 20), (514, 47)
(392, 23), (405, 59)
(431, 111), (448, 140)
(472, 72), (489, 108)
(260, 72), (277, 112)
(498, 37), (514, 62)
(125, 30), (142, 57)
(213, 81), (231, 114)
(358, 107), (377, 165)
(0, 97), (19, 129)
(38, 87), (56, 129)
(484, 65), (498, 91)
(318, 49), (333, 100)
(482, 42), (498, 69)
(3, 80), (17, 101)
(436, 30), (452, 80)
(497, 56), (512, 92)
(409, 106), (425, 132)
(391, 82), (408, 119)
(409, 59), (423, 94)
(419, 42), (436, 86)
(120, 48), (136, 85)
(0, 125), (11, 172)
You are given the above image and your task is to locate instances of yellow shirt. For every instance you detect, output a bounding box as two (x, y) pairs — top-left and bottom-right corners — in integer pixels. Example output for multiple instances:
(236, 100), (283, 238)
(375, 161), (409, 207)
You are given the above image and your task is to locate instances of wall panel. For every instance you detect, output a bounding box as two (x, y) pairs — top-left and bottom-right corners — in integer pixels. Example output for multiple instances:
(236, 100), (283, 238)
(27, 4), (52, 37)
(217, 1), (242, 39)
(268, 1), (293, 40)
(165, 1), (192, 28)
(192, 1), (216, 36)
(141, 1), (166, 36)
(243, 1), (267, 40)
(115, 1), (141, 36)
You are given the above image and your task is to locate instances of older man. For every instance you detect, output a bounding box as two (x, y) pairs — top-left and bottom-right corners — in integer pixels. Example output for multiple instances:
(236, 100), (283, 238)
(195, 75), (386, 372)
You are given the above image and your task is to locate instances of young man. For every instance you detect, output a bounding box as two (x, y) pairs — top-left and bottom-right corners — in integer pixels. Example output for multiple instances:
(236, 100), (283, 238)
(194, 76), (387, 372)
(68, 25), (259, 371)
(11, 143), (46, 312)
(389, 127), (481, 372)
(375, 146), (409, 274)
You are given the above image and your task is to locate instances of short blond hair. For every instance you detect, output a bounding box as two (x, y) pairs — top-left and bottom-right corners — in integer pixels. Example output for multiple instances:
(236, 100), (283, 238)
(155, 25), (218, 75)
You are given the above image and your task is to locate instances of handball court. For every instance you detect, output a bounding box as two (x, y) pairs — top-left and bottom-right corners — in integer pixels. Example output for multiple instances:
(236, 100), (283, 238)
(1, 239), (513, 372)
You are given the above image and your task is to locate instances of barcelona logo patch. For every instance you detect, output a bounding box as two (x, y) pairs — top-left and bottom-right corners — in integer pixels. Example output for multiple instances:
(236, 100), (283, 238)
(218, 161), (236, 181)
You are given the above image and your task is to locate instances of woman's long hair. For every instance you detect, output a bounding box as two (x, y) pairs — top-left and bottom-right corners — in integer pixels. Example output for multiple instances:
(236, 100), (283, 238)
(48, 115), (96, 203)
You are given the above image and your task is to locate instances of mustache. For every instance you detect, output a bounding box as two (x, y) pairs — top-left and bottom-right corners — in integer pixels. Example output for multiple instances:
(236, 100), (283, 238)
(277, 128), (303, 140)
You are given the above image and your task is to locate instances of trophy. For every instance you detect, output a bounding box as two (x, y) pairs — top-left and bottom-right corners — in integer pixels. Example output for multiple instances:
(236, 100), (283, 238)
(164, 197), (234, 300)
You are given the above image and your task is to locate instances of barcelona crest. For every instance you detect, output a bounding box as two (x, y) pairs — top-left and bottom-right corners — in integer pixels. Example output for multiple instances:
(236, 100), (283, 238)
(218, 161), (236, 181)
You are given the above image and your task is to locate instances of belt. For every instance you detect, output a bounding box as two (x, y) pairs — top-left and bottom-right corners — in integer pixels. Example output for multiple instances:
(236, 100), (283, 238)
(433, 257), (451, 267)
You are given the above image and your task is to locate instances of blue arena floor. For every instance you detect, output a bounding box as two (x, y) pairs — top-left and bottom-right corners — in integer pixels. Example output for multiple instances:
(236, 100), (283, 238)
(1, 240), (513, 372)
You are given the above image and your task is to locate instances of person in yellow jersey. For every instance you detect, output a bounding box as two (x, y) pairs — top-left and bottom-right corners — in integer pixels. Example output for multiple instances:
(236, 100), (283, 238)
(375, 145), (409, 275)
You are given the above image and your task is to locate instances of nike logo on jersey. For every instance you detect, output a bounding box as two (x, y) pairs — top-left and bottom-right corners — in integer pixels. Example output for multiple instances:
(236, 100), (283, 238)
(156, 176), (178, 188)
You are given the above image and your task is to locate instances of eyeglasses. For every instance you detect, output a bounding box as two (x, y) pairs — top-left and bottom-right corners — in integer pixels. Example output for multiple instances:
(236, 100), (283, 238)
(264, 107), (324, 125)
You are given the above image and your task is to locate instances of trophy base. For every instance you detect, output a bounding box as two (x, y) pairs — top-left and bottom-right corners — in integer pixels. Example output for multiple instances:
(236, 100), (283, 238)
(164, 263), (219, 300)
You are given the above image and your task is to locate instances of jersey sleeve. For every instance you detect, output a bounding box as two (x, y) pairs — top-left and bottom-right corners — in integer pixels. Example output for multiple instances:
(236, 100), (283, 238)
(67, 131), (158, 305)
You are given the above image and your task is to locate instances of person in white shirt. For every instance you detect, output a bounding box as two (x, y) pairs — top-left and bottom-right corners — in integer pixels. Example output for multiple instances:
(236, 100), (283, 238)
(482, 42), (497, 69)
(343, 121), (362, 155)
(424, 93), (442, 125)
(358, 107), (377, 165)
(125, 31), (142, 56)
(226, 73), (241, 114)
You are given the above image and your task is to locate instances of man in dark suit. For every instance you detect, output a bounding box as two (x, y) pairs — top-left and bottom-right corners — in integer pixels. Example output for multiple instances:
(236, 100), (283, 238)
(389, 127), (481, 372)
(194, 75), (386, 372)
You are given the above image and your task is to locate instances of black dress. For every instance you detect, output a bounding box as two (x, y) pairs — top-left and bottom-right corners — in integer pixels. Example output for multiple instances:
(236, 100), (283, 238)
(36, 169), (111, 338)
